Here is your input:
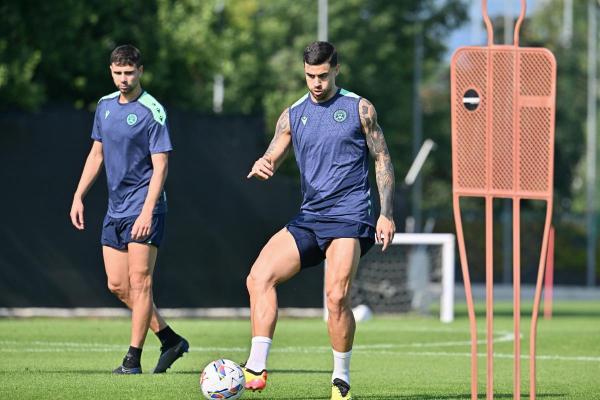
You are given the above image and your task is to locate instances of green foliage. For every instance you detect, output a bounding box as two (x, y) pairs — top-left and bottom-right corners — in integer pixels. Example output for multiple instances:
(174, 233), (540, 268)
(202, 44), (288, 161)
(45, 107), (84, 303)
(0, 0), (160, 110)
(0, 1), (45, 109)
(153, 0), (219, 112)
(0, 42), (43, 110)
(0, 0), (467, 122)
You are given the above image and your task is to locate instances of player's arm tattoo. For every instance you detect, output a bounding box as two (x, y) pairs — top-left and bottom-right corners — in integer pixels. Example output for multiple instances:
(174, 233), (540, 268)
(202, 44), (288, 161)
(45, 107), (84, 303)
(263, 108), (291, 168)
(361, 99), (395, 219)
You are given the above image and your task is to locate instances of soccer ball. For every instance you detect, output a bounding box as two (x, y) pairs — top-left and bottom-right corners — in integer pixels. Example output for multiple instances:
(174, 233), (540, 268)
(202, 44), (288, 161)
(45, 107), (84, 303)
(200, 359), (246, 400)
(352, 304), (373, 322)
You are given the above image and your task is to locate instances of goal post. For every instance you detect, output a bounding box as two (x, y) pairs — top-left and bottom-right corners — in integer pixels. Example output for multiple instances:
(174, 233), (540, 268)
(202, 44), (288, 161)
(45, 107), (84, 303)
(323, 233), (456, 323)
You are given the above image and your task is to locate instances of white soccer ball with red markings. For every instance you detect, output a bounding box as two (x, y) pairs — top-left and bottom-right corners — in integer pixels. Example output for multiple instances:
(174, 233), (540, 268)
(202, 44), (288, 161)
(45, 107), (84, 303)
(200, 359), (246, 399)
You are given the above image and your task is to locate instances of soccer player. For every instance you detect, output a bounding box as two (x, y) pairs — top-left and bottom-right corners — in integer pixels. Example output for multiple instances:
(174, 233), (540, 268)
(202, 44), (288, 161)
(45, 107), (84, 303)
(244, 41), (396, 400)
(70, 45), (189, 374)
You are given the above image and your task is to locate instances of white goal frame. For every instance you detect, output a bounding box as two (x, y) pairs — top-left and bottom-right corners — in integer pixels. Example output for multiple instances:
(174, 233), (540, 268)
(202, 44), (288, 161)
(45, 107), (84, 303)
(323, 233), (456, 323)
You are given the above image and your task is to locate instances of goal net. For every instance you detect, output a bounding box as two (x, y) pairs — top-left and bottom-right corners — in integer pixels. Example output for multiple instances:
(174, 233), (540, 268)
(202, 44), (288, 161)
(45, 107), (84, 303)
(324, 233), (455, 323)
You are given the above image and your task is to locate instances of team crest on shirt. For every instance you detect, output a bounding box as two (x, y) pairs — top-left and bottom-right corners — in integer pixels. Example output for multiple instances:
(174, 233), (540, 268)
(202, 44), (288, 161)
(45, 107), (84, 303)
(333, 109), (347, 122)
(126, 113), (138, 125)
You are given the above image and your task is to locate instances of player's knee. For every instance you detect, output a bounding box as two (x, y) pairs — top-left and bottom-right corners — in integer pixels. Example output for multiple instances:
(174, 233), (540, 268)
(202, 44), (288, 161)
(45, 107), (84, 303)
(246, 273), (264, 295)
(107, 281), (129, 302)
(129, 273), (153, 293)
(326, 288), (350, 314)
(246, 274), (254, 294)
(246, 270), (275, 295)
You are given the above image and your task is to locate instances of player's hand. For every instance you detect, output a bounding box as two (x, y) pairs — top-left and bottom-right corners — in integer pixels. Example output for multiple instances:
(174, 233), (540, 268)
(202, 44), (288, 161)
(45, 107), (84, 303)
(375, 215), (395, 252)
(247, 156), (274, 180)
(70, 197), (85, 230)
(131, 212), (152, 241)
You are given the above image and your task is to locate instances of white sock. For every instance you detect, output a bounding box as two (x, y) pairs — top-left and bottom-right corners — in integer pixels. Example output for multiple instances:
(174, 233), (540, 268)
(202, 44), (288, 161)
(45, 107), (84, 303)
(245, 336), (272, 372)
(332, 349), (352, 385)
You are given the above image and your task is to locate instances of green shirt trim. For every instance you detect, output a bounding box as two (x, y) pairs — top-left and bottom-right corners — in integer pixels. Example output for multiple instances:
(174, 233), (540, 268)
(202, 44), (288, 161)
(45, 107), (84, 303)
(98, 91), (120, 103)
(139, 92), (167, 126)
(339, 88), (359, 98)
(290, 93), (309, 109)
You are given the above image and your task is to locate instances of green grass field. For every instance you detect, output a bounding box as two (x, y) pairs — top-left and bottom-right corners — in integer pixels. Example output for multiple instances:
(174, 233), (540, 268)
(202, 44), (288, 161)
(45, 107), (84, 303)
(1, 301), (598, 399)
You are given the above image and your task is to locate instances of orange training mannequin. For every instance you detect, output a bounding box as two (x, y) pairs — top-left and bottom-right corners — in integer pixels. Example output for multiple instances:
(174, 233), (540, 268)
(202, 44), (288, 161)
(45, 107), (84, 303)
(450, 1), (556, 399)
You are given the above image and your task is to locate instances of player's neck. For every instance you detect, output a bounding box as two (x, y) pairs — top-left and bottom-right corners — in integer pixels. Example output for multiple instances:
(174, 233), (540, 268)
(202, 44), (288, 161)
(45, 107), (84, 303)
(119, 85), (143, 104)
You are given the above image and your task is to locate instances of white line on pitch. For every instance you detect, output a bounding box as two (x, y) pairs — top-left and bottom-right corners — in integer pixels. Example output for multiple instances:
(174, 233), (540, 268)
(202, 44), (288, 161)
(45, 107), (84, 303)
(1, 335), (598, 363)
(0, 332), (514, 353)
(0, 348), (597, 363)
(379, 351), (600, 363)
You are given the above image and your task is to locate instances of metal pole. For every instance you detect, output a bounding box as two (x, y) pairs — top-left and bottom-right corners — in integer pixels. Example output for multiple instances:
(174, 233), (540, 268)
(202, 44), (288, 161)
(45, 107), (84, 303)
(503, 0), (514, 45)
(561, 0), (573, 47)
(213, 0), (226, 114)
(502, 4), (515, 284)
(543, 226), (555, 319)
(587, 0), (597, 287)
(404, 139), (436, 186)
(318, 0), (328, 41)
(412, 24), (424, 232)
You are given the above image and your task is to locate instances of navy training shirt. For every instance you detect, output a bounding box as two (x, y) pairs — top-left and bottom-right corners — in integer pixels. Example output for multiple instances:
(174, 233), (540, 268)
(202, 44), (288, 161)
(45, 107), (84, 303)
(288, 88), (374, 227)
(91, 91), (172, 218)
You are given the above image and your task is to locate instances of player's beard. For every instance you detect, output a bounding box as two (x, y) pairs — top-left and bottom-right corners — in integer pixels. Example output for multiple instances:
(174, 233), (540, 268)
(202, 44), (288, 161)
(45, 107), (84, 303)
(119, 84), (133, 94)
(311, 86), (330, 101)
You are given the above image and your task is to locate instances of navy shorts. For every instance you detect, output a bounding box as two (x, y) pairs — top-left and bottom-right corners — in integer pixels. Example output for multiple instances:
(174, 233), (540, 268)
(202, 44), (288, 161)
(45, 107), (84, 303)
(285, 213), (375, 269)
(101, 213), (166, 250)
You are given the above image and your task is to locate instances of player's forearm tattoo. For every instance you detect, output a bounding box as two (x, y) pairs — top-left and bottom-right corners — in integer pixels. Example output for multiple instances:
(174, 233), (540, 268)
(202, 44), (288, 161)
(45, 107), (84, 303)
(361, 99), (395, 219)
(264, 108), (290, 160)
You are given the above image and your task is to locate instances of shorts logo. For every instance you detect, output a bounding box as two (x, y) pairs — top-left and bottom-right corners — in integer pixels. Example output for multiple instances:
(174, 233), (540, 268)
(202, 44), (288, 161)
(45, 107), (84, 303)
(126, 113), (138, 125)
(333, 109), (347, 123)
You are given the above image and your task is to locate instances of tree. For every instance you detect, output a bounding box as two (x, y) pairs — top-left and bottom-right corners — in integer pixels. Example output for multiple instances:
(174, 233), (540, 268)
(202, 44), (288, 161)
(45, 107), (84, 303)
(0, 0), (162, 111)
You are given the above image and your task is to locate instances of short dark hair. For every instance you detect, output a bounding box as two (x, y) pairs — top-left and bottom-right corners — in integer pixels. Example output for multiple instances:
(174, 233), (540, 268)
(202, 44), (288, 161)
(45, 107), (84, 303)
(303, 41), (337, 67)
(110, 45), (142, 67)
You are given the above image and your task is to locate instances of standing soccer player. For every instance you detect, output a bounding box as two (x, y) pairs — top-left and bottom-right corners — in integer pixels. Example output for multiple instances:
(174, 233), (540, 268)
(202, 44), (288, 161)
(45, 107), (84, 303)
(244, 41), (395, 400)
(70, 45), (189, 374)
